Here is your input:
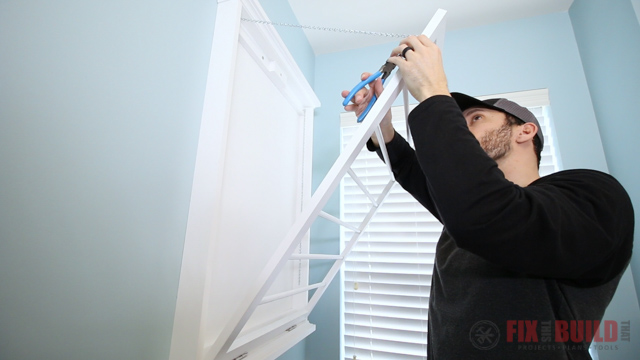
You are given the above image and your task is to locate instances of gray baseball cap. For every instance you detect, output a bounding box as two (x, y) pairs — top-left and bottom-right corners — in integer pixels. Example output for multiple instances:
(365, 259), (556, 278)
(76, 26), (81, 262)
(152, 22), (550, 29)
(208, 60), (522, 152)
(451, 92), (544, 151)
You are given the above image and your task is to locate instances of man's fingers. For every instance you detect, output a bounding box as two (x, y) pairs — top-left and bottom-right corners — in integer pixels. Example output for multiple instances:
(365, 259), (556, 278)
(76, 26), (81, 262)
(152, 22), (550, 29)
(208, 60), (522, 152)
(391, 35), (435, 57)
(341, 87), (369, 103)
(355, 87), (371, 104)
(344, 103), (357, 112)
(386, 54), (403, 68)
(417, 34), (434, 47)
(342, 71), (383, 116)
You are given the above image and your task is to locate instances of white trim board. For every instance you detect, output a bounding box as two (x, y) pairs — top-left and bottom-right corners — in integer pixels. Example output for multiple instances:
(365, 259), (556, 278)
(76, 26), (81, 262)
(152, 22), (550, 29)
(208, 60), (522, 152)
(169, 0), (319, 359)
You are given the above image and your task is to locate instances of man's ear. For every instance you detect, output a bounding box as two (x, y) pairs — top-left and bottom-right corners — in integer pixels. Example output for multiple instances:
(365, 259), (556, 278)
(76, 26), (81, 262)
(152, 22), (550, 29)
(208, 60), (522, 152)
(515, 123), (538, 144)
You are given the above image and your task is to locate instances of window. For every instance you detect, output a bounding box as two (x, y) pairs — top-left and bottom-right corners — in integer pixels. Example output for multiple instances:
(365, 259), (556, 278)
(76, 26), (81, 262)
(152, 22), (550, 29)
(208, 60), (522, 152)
(339, 89), (561, 360)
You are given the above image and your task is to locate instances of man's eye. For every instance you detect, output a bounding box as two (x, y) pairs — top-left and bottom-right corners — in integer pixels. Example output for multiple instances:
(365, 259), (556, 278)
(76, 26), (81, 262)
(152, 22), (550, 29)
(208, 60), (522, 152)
(473, 115), (482, 122)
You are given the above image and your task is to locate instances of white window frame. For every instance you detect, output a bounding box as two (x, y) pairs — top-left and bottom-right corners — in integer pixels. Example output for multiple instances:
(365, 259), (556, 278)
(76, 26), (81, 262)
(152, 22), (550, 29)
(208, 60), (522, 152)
(339, 89), (561, 360)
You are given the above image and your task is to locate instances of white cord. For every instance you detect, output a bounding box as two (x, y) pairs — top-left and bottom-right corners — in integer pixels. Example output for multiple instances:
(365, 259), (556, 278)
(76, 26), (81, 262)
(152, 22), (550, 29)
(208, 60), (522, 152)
(241, 18), (411, 39)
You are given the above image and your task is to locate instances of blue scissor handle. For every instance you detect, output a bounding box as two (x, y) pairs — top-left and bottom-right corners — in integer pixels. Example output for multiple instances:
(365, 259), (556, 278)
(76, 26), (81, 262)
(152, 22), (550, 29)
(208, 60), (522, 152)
(358, 79), (389, 123)
(342, 70), (383, 122)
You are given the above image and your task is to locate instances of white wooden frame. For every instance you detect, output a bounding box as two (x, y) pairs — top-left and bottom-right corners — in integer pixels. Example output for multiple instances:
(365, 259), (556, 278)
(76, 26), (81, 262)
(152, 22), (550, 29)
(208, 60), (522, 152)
(212, 10), (445, 360)
(170, 2), (446, 359)
(170, 0), (319, 359)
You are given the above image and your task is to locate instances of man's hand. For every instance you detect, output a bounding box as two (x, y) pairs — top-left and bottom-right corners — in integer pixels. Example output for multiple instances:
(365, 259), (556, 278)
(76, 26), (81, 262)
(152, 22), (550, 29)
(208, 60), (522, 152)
(387, 35), (450, 102)
(341, 72), (394, 146)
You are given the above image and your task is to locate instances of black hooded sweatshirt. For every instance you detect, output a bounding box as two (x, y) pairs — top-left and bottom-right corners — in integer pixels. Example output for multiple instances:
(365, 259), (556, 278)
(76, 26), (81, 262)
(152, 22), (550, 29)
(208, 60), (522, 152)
(368, 95), (634, 359)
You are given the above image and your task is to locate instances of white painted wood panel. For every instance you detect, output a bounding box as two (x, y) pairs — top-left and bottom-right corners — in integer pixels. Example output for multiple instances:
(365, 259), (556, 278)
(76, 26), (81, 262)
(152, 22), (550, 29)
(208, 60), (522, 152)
(170, 0), (319, 359)
(208, 40), (307, 344)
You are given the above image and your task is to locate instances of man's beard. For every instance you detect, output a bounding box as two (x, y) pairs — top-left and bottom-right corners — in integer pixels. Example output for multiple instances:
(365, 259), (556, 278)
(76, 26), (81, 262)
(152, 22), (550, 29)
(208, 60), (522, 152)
(479, 123), (512, 161)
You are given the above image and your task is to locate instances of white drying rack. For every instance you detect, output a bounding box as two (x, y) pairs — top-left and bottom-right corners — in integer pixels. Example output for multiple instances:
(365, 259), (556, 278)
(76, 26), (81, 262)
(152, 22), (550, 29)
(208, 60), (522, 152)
(211, 9), (447, 360)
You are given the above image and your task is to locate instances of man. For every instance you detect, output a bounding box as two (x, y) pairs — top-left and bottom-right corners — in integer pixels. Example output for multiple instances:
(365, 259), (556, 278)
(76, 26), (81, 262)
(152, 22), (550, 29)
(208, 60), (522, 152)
(342, 35), (634, 359)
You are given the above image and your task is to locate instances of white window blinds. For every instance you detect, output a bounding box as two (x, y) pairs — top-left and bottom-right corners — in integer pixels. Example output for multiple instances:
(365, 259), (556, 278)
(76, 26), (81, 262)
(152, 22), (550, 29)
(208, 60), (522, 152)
(339, 89), (560, 360)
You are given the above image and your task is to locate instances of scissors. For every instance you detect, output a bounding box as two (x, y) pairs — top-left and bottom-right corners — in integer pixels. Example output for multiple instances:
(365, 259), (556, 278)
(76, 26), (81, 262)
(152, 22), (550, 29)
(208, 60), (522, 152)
(342, 61), (397, 122)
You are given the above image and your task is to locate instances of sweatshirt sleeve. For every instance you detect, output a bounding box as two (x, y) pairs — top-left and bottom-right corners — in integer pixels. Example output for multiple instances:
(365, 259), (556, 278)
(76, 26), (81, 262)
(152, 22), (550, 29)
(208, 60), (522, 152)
(408, 96), (634, 285)
(368, 131), (442, 221)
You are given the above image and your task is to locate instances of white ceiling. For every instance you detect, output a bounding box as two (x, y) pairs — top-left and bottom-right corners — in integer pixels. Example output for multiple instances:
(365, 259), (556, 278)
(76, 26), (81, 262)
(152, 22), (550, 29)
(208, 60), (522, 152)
(286, 0), (574, 54)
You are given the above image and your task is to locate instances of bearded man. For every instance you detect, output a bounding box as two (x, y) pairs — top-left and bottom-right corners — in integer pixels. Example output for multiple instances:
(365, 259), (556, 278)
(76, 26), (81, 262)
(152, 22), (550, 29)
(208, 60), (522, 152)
(342, 35), (634, 360)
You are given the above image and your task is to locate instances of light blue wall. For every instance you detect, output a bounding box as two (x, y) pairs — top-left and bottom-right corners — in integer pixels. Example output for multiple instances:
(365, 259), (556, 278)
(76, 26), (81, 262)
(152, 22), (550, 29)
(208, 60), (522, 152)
(2, 1), (637, 359)
(568, 1), (640, 358)
(569, 0), (640, 300)
(0, 1), (217, 359)
(0, 0), (314, 359)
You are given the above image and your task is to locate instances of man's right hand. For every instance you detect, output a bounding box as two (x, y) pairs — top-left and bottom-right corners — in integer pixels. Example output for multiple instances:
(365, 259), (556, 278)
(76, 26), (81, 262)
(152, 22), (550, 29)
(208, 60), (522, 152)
(341, 72), (394, 146)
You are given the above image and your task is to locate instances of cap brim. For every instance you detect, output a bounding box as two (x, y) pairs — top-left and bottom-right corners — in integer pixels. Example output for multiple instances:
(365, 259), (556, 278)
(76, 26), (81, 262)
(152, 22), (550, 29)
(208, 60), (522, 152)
(451, 92), (500, 113)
